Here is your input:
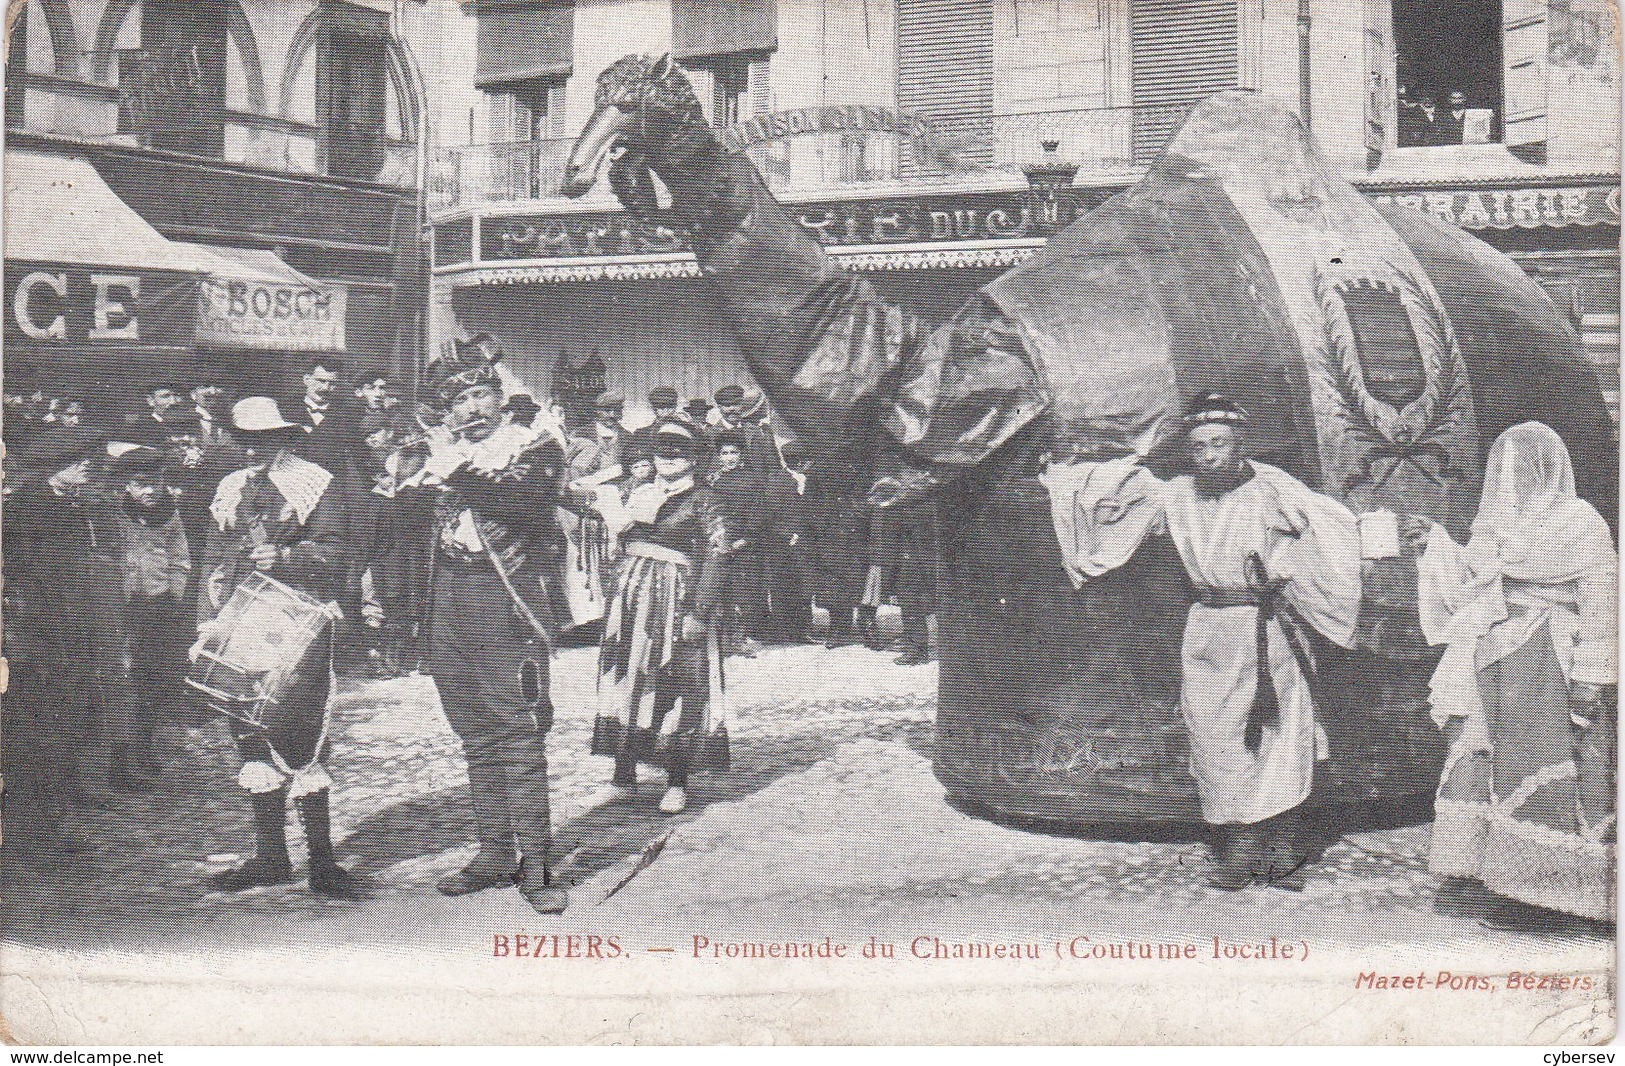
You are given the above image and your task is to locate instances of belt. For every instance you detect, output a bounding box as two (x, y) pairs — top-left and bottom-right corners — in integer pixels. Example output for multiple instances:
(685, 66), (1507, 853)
(1194, 585), (1261, 609)
(625, 541), (693, 567)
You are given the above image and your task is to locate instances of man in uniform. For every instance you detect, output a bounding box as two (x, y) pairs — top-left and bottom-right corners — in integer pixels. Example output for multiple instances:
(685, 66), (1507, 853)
(408, 347), (570, 915)
(1153, 394), (1361, 890)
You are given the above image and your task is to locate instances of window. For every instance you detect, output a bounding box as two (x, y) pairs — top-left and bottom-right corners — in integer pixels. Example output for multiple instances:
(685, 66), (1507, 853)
(1129, 0), (1238, 163)
(711, 54), (750, 129)
(897, 0), (995, 168)
(1394, 0), (1506, 146)
(487, 78), (565, 198)
(123, 0), (228, 157)
(320, 3), (391, 181)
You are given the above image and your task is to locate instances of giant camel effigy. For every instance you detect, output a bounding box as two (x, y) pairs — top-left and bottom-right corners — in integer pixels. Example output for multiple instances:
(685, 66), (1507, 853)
(562, 55), (1616, 827)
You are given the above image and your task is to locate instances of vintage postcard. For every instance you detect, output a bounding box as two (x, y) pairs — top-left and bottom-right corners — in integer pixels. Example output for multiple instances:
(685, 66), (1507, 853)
(0, 0), (1618, 1046)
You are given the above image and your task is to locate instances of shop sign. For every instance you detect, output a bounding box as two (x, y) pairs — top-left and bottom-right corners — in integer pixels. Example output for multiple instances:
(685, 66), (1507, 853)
(473, 187), (1112, 263)
(196, 277), (347, 351)
(1369, 186), (1621, 229)
(5, 264), (196, 348)
(718, 107), (934, 152)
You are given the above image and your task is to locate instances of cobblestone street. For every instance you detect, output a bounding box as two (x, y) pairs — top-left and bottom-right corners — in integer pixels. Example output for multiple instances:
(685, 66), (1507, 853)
(4, 637), (1611, 970)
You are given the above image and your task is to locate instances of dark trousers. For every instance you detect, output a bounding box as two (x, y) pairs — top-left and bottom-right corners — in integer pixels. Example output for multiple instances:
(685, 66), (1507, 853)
(428, 559), (555, 869)
(759, 534), (812, 640)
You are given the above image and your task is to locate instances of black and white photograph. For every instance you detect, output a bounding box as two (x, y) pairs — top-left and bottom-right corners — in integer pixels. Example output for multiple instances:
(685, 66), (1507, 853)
(0, 0), (1618, 1046)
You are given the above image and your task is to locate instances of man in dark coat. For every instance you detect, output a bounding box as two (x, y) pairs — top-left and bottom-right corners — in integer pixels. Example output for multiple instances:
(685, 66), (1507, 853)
(404, 346), (571, 915)
(798, 455), (873, 649)
(627, 386), (679, 459)
(758, 443), (814, 643)
(708, 384), (773, 471)
(876, 494), (940, 665)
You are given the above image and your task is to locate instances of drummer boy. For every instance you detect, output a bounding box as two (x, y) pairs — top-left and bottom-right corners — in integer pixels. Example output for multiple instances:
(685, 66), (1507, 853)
(194, 397), (365, 900)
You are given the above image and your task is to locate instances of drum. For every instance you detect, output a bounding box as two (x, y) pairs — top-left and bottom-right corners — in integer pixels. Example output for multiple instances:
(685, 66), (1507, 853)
(186, 572), (336, 728)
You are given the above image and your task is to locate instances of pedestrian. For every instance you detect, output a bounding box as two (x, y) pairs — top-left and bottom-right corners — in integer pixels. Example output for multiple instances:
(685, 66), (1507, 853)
(196, 396), (364, 900)
(621, 452), (657, 501)
(592, 419), (732, 815)
(1417, 422), (1615, 923)
(801, 454), (872, 649)
(628, 386), (679, 458)
(1154, 393), (1362, 890)
(404, 347), (571, 914)
(707, 431), (766, 656)
(709, 384), (773, 470)
(882, 493), (939, 666)
(288, 355), (356, 476)
(7, 425), (125, 810)
(758, 443), (814, 644)
(91, 444), (194, 787)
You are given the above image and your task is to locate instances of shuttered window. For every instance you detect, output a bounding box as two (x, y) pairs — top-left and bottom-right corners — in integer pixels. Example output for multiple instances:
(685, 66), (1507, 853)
(897, 0), (994, 167)
(1129, 0), (1238, 162)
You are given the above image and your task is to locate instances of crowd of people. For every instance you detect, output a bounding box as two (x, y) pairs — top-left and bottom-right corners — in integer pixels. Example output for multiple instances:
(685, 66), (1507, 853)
(0, 338), (940, 908)
(1397, 85), (1483, 147)
(2, 338), (1613, 927)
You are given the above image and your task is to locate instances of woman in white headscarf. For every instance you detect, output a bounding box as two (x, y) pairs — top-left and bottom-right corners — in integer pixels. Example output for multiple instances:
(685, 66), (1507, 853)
(1415, 422), (1616, 920)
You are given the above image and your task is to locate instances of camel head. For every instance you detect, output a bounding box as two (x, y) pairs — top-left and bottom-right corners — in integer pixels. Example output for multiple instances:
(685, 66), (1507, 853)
(560, 54), (707, 203)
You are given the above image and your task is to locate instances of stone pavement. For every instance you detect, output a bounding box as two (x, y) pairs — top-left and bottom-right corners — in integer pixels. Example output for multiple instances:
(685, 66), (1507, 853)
(2, 642), (1611, 962)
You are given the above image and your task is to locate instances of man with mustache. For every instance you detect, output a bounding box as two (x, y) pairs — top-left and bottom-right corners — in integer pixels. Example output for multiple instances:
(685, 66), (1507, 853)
(406, 346), (571, 915)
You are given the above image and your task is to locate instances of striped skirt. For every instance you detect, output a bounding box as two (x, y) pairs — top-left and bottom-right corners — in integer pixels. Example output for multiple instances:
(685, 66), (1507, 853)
(592, 543), (729, 772)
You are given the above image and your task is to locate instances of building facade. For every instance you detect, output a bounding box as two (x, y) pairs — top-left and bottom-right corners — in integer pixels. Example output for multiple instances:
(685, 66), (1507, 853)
(429, 0), (1619, 427)
(4, 0), (479, 403)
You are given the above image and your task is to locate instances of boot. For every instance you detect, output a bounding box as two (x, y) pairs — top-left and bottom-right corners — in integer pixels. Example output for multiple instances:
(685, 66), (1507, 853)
(856, 607), (886, 651)
(1261, 806), (1309, 890)
(297, 789), (369, 901)
(516, 856), (569, 915)
(211, 789), (295, 891)
(1207, 821), (1268, 891)
(505, 726), (566, 914)
(894, 646), (930, 666)
(825, 611), (858, 649)
(438, 754), (518, 896)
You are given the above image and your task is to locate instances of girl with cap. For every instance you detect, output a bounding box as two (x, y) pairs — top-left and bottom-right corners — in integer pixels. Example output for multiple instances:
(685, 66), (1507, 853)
(591, 419), (734, 814)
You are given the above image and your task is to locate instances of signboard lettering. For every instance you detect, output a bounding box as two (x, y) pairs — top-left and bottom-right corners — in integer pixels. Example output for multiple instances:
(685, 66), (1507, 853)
(89, 274), (140, 340)
(451, 184), (1620, 268)
(196, 277), (347, 352)
(14, 271), (69, 340)
(1370, 185), (1620, 229)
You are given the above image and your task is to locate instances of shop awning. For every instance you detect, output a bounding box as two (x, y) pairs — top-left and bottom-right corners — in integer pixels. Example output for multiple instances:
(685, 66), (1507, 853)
(183, 243), (348, 352)
(3, 149), (208, 273)
(474, 1), (574, 88)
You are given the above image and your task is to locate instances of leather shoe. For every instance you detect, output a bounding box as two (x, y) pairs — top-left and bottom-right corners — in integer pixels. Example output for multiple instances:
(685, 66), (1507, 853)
(210, 855), (295, 892)
(516, 859), (568, 915)
(893, 646), (930, 666)
(437, 851), (519, 897)
(1206, 823), (1267, 891)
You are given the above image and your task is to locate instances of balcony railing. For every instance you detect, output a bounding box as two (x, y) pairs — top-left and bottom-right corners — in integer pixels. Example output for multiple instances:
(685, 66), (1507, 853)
(428, 104), (1196, 210)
